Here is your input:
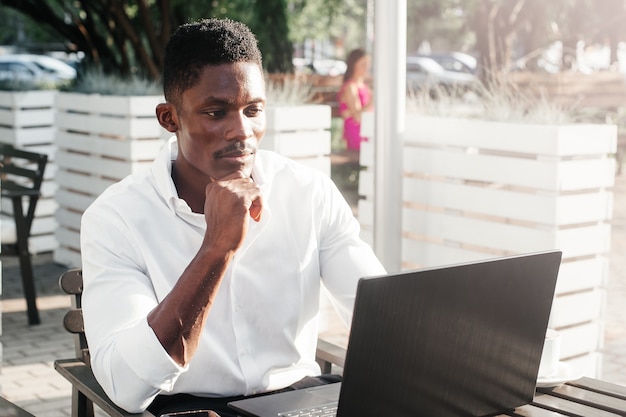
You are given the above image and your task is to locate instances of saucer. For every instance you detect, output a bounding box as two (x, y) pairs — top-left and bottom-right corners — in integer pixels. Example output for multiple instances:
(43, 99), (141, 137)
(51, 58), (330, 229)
(536, 362), (584, 388)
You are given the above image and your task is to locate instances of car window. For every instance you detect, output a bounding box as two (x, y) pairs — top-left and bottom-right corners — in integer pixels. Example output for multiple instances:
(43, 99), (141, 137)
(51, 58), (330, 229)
(8, 62), (35, 75)
(439, 59), (471, 73)
(31, 61), (55, 73)
(0, 62), (35, 78)
(407, 63), (426, 73)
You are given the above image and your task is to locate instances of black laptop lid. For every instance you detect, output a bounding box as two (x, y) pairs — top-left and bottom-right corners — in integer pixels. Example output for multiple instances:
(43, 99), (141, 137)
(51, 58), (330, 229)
(336, 250), (562, 417)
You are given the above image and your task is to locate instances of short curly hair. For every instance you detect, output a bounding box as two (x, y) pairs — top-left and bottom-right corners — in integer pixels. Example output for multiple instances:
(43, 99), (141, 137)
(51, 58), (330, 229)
(163, 18), (263, 105)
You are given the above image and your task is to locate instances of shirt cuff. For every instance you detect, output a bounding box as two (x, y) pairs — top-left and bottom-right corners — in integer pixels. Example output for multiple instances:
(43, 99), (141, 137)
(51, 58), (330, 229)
(116, 316), (188, 391)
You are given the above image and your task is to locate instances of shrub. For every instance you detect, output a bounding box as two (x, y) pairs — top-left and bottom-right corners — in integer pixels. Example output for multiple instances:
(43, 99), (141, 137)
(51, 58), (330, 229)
(62, 67), (162, 96)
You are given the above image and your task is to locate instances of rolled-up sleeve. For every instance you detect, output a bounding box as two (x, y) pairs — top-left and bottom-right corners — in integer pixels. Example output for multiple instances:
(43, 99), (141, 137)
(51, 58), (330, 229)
(81, 204), (186, 413)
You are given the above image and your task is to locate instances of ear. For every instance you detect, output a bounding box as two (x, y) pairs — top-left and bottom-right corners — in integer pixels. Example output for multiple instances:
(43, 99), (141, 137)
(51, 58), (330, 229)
(156, 103), (178, 133)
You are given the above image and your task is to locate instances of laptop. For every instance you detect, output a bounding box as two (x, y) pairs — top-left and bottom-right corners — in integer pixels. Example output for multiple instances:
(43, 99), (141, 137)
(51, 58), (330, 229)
(229, 250), (562, 417)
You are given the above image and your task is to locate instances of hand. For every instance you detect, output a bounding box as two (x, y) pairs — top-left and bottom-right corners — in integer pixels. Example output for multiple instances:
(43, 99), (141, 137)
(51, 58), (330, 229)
(202, 171), (263, 252)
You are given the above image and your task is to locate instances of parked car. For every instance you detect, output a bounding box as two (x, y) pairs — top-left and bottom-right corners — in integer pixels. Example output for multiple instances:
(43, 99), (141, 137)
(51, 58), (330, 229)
(417, 52), (478, 74)
(293, 58), (346, 76)
(0, 54), (77, 85)
(406, 55), (478, 94)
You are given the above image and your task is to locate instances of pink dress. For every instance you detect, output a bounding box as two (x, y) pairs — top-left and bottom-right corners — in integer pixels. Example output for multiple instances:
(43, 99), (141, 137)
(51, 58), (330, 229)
(338, 81), (371, 151)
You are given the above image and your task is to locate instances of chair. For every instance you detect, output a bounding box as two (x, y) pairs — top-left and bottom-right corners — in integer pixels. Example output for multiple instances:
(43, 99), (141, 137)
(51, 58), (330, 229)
(0, 144), (48, 325)
(55, 269), (346, 417)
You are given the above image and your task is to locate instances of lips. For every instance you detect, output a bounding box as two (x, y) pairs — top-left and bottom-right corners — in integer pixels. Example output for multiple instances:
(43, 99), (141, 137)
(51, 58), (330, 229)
(220, 149), (253, 158)
(215, 142), (257, 159)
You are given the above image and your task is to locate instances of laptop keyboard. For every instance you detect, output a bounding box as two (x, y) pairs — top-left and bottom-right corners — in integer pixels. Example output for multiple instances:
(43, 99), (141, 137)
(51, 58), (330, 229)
(277, 402), (338, 416)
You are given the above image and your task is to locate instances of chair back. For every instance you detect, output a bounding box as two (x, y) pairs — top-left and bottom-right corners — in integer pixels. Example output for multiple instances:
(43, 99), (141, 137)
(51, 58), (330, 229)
(59, 269), (91, 364)
(0, 144), (48, 240)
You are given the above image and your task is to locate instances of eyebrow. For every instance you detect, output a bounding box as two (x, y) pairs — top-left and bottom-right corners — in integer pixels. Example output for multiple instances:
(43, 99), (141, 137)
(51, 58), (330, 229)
(200, 96), (265, 106)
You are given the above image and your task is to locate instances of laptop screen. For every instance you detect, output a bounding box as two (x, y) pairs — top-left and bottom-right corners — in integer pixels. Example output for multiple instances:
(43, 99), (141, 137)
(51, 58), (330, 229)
(336, 250), (561, 417)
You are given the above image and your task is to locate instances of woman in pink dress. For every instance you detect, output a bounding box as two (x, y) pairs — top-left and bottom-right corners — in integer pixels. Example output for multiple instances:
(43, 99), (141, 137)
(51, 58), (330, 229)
(338, 48), (372, 152)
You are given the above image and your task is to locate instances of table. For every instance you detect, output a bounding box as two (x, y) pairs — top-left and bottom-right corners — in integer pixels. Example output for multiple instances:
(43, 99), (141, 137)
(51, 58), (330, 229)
(498, 377), (626, 416)
(0, 396), (35, 417)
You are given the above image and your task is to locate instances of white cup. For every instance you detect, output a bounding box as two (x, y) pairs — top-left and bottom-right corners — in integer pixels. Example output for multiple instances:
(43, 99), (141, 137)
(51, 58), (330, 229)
(538, 329), (561, 378)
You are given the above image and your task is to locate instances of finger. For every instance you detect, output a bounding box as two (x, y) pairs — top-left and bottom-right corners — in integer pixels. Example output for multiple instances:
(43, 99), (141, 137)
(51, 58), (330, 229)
(249, 194), (263, 222)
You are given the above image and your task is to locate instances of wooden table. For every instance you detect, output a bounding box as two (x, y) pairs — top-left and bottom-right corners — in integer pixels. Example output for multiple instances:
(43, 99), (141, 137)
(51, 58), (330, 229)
(497, 377), (626, 416)
(0, 396), (35, 417)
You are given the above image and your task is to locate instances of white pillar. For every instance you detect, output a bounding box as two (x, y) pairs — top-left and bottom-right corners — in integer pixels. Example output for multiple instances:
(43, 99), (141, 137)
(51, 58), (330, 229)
(372, 0), (406, 272)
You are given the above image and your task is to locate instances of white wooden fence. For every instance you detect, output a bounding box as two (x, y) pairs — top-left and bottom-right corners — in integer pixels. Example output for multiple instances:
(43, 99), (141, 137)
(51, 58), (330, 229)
(0, 90), (58, 253)
(359, 113), (617, 378)
(261, 104), (331, 175)
(53, 93), (169, 267)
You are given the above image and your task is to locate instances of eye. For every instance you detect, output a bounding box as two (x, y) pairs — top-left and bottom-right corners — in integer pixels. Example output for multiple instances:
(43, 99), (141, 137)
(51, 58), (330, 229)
(205, 109), (225, 118)
(245, 105), (264, 118)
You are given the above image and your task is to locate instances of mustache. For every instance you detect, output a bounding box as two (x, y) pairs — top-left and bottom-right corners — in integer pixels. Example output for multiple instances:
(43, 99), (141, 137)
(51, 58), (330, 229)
(214, 141), (257, 158)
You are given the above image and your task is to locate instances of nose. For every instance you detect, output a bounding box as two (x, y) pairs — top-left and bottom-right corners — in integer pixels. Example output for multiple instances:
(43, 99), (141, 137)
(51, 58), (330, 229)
(225, 112), (254, 141)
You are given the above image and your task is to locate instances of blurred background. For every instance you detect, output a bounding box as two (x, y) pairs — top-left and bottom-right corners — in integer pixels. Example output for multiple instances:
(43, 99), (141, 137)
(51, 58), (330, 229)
(2, 1), (625, 89)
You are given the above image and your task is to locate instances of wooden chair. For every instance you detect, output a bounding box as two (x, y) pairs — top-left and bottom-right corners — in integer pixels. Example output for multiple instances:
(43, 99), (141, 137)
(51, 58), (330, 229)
(55, 269), (346, 417)
(0, 144), (48, 325)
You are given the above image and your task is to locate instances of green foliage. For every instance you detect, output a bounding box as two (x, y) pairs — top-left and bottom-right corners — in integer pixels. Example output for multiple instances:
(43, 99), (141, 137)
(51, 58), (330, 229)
(0, 78), (58, 91)
(0, 0), (295, 79)
(289, 0), (368, 53)
(407, 76), (577, 125)
(0, 4), (64, 46)
(330, 116), (346, 152)
(62, 67), (162, 96)
(250, 0), (293, 73)
(265, 74), (315, 105)
(407, 0), (470, 53)
(3, 0), (626, 81)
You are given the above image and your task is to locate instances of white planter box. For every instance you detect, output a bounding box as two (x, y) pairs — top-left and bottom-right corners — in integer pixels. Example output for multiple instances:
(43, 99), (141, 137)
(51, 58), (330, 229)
(0, 90), (56, 139)
(54, 98), (332, 267)
(360, 113), (617, 377)
(55, 92), (163, 117)
(0, 90), (58, 253)
(261, 104), (331, 175)
(54, 92), (170, 267)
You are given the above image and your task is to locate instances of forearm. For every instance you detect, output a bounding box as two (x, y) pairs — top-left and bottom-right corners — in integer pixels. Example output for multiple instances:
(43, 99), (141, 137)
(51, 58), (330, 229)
(147, 245), (234, 365)
(149, 172), (262, 365)
(345, 98), (363, 121)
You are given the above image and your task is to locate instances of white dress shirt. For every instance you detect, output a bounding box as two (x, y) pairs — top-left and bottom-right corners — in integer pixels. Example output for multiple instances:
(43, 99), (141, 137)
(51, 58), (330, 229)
(80, 137), (386, 413)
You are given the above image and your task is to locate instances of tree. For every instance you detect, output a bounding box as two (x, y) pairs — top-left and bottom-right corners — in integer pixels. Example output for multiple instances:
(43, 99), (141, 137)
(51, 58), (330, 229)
(464, 0), (536, 78)
(406, 0), (470, 54)
(0, 5), (65, 49)
(0, 0), (298, 79)
(580, 0), (626, 67)
(288, 0), (368, 61)
(250, 0), (293, 73)
(403, 0), (620, 75)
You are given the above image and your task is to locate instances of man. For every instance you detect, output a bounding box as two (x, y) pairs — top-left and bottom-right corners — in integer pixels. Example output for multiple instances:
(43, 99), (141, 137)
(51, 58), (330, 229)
(80, 18), (385, 416)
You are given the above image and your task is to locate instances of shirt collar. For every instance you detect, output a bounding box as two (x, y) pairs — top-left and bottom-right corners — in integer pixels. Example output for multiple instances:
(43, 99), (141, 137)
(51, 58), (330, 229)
(151, 136), (184, 214)
(152, 136), (269, 215)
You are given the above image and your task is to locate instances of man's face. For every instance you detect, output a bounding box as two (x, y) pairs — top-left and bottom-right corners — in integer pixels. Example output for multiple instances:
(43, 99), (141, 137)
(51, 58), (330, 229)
(170, 62), (266, 180)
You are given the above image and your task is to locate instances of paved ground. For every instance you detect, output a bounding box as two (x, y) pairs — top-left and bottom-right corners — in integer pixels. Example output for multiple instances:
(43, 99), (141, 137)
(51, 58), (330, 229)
(1, 171), (625, 416)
